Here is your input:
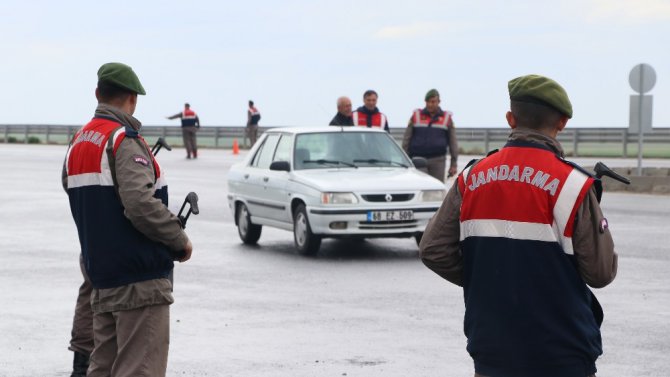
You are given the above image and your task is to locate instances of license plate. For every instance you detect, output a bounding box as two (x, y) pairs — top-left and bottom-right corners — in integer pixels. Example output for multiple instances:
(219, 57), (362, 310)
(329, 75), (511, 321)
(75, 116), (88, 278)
(367, 210), (414, 222)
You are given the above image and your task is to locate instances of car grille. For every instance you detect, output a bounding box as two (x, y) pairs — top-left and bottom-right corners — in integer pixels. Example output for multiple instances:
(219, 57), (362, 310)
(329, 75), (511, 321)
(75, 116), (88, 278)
(361, 193), (414, 202)
(358, 220), (418, 229)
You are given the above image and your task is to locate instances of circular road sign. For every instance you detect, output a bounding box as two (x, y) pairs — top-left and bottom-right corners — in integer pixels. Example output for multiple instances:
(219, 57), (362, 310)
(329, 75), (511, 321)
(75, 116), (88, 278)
(629, 63), (656, 94)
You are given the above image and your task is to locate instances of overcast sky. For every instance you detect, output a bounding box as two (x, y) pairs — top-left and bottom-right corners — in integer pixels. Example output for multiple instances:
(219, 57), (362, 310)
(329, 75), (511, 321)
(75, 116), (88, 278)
(1, 0), (668, 128)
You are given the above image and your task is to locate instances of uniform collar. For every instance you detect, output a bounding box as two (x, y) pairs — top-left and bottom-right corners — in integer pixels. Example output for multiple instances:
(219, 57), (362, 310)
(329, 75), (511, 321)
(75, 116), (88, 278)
(421, 107), (444, 117)
(507, 128), (564, 157)
(95, 103), (142, 131)
(357, 106), (379, 115)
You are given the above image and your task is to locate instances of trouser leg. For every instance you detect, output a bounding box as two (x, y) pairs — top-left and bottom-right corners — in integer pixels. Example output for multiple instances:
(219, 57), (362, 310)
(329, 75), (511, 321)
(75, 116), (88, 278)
(88, 311), (116, 377)
(112, 304), (170, 377)
(69, 254), (93, 355)
(426, 155), (446, 182)
(249, 125), (258, 146)
(190, 128), (198, 157)
(184, 127), (197, 158)
(181, 128), (192, 158)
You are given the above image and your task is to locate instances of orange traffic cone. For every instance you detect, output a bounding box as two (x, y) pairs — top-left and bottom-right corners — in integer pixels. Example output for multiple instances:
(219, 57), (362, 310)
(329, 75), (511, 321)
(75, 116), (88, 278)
(232, 139), (239, 155)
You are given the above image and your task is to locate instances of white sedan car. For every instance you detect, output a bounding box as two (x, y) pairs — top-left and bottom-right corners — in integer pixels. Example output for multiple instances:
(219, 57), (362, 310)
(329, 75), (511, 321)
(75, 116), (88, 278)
(226, 127), (446, 255)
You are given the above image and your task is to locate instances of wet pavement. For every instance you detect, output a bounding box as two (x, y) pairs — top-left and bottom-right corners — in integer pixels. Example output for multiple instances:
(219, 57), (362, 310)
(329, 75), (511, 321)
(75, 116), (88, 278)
(0, 144), (668, 376)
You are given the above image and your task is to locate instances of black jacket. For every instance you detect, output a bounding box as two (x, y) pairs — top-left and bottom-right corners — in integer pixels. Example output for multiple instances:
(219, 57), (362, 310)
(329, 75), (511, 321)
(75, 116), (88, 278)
(329, 113), (354, 126)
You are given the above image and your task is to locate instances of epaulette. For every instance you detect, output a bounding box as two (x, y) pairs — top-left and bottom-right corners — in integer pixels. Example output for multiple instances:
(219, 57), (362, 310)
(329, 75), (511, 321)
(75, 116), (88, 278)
(124, 125), (139, 138)
(462, 149), (497, 171)
(556, 156), (596, 179)
(464, 158), (478, 169)
(558, 157), (603, 201)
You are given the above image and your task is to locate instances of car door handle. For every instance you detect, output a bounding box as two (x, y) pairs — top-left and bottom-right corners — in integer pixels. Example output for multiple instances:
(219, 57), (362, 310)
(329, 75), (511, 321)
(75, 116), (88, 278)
(263, 177), (269, 182)
(244, 174), (249, 179)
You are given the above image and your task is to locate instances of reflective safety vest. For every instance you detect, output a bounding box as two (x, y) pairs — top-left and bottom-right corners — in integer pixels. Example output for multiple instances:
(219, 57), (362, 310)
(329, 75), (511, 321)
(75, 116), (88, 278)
(456, 141), (601, 376)
(181, 109), (198, 127)
(65, 117), (173, 289)
(352, 110), (387, 128)
(248, 107), (261, 125)
(408, 108), (452, 158)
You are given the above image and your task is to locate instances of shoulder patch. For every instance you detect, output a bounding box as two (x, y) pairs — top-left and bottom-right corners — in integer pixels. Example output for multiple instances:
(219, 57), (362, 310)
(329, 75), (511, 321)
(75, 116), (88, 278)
(486, 148), (499, 157)
(132, 154), (150, 167)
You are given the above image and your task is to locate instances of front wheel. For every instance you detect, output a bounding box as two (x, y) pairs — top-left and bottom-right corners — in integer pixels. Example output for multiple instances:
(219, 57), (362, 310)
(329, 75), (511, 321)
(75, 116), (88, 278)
(293, 204), (321, 256)
(237, 203), (262, 244)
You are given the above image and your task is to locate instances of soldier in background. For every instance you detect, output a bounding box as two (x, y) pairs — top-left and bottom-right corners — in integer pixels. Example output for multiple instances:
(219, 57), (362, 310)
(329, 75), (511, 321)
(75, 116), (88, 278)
(167, 103), (200, 159)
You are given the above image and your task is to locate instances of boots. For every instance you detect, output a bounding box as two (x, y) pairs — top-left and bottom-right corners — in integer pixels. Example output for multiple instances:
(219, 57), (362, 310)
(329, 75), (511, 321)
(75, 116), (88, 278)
(71, 351), (89, 377)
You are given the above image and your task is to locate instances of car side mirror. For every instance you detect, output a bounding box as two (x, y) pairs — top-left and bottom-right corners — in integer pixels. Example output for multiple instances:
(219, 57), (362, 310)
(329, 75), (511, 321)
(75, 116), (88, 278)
(411, 157), (428, 169)
(270, 160), (291, 172)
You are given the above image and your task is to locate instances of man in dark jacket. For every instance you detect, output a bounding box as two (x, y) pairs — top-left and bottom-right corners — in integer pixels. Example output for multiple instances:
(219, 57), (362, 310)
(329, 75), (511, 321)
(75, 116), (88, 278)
(167, 103), (200, 159)
(329, 96), (354, 126)
(402, 89), (458, 182)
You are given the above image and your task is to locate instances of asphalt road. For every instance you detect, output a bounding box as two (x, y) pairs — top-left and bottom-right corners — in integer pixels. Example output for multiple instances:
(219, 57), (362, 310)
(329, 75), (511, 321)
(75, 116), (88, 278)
(0, 144), (668, 376)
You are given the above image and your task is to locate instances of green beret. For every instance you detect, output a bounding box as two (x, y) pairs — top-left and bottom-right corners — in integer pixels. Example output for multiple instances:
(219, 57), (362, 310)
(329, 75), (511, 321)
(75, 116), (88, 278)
(508, 74), (572, 118)
(425, 89), (440, 101)
(97, 62), (146, 95)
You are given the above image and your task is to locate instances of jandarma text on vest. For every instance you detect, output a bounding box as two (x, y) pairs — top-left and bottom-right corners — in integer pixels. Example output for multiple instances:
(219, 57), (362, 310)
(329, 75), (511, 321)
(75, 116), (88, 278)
(467, 164), (561, 195)
(72, 130), (105, 147)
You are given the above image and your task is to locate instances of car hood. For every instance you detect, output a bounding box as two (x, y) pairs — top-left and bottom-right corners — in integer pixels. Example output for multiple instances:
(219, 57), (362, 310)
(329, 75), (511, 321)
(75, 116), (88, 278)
(291, 168), (445, 192)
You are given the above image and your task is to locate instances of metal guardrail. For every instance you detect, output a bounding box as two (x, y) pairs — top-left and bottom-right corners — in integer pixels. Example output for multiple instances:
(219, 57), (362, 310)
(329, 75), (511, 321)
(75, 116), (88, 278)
(2, 124), (670, 157)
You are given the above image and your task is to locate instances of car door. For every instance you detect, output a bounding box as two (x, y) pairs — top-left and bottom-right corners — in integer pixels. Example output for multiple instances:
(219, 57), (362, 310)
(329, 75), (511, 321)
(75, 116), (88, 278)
(245, 133), (281, 220)
(263, 134), (293, 223)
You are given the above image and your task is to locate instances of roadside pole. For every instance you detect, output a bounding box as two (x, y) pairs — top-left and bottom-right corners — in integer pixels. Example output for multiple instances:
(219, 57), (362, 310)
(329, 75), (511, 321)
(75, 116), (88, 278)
(628, 63), (656, 176)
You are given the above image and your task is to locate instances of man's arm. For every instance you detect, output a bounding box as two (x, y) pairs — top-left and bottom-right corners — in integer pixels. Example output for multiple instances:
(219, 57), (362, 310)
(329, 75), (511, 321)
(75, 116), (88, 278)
(166, 112), (182, 120)
(114, 137), (190, 254)
(401, 118), (414, 154)
(447, 119), (458, 177)
(572, 188), (618, 288)
(195, 116), (200, 128)
(419, 183), (464, 286)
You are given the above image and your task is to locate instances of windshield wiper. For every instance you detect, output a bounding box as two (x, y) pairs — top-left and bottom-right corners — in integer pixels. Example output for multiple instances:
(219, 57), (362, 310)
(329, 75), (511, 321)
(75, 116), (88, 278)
(353, 158), (408, 168)
(303, 159), (358, 168)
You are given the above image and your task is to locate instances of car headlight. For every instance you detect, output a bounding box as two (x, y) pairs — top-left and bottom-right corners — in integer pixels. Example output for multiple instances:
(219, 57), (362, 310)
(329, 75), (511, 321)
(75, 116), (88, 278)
(321, 192), (358, 204)
(419, 189), (446, 202)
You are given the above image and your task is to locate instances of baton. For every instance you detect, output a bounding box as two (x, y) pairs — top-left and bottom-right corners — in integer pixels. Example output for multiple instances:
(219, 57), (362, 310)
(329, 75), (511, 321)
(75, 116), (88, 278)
(169, 192), (199, 289)
(594, 162), (631, 185)
(151, 137), (172, 155)
(592, 162), (630, 202)
(172, 192), (199, 260)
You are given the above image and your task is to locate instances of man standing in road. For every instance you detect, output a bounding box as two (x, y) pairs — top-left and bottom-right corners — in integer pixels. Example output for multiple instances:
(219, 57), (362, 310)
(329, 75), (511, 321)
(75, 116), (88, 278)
(247, 100), (261, 147)
(63, 62), (193, 376)
(402, 89), (458, 182)
(420, 74), (618, 377)
(329, 96), (353, 126)
(352, 90), (389, 131)
(167, 103), (200, 159)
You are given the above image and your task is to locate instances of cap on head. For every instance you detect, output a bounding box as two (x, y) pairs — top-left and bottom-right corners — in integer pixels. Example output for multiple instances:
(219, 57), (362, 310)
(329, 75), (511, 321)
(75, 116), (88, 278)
(97, 62), (146, 95)
(508, 74), (572, 118)
(425, 89), (440, 101)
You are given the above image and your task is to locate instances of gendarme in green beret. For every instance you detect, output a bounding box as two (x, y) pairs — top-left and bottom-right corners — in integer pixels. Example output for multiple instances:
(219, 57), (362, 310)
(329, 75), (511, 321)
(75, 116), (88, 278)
(425, 89), (440, 101)
(508, 74), (572, 118)
(97, 62), (146, 95)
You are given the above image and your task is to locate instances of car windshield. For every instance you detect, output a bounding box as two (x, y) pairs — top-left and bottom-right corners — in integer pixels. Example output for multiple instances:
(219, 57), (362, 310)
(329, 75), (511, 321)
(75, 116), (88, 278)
(293, 131), (411, 170)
